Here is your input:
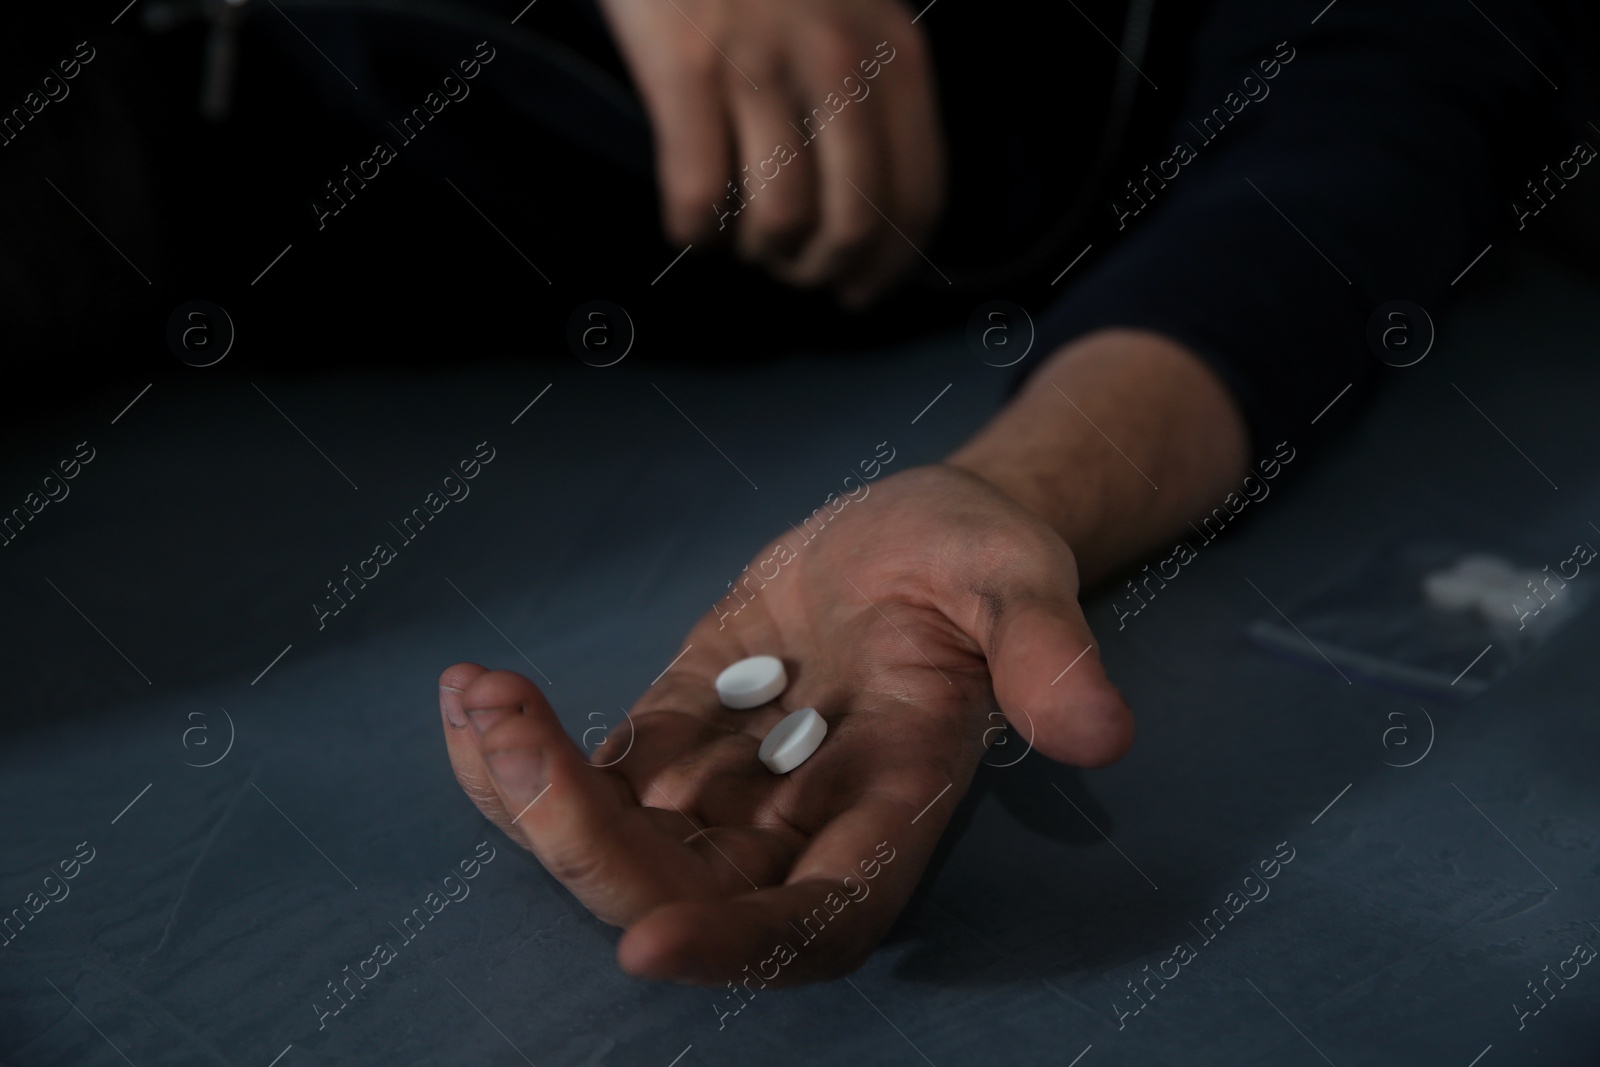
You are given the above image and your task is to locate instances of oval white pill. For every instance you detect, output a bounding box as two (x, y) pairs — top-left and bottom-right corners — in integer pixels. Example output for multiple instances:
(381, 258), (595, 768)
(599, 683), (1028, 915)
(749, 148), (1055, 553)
(758, 706), (826, 775)
(715, 655), (788, 710)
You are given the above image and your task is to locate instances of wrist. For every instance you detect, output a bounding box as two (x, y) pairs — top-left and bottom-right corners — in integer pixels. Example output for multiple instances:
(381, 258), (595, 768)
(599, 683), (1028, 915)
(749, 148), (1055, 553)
(946, 328), (1249, 585)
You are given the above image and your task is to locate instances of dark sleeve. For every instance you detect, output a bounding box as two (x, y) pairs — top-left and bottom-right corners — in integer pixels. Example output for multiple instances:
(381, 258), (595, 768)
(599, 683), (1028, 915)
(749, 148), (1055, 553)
(1027, 0), (1590, 452)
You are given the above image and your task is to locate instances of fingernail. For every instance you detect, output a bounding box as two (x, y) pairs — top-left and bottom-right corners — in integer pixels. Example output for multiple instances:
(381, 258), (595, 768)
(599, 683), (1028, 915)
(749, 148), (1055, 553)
(465, 704), (518, 736)
(486, 748), (547, 806)
(440, 686), (468, 729)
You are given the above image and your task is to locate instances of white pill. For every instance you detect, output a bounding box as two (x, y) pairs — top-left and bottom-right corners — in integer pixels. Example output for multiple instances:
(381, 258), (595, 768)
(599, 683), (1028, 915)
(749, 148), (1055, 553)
(715, 655), (788, 710)
(758, 706), (827, 775)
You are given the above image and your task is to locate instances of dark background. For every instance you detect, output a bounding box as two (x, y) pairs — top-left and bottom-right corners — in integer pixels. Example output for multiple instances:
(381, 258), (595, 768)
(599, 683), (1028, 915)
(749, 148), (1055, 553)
(2, 2), (1599, 1065)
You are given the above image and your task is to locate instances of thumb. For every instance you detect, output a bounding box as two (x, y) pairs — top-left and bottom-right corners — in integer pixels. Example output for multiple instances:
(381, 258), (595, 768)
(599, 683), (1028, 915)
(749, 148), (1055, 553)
(986, 597), (1134, 767)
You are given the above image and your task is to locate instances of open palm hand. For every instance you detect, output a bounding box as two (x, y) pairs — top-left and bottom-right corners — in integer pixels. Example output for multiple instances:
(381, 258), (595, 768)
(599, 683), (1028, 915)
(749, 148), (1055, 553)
(439, 464), (1132, 985)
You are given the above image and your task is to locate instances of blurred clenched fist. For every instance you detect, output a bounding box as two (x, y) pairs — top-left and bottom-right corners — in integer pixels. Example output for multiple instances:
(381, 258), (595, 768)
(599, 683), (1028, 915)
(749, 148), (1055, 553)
(596, 0), (948, 306)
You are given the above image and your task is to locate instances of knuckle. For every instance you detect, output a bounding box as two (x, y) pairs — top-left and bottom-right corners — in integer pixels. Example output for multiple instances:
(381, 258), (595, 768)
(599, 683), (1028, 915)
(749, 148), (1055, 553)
(748, 200), (813, 251)
(664, 166), (722, 220)
(826, 206), (880, 256)
(540, 839), (604, 885)
(796, 214), (876, 283)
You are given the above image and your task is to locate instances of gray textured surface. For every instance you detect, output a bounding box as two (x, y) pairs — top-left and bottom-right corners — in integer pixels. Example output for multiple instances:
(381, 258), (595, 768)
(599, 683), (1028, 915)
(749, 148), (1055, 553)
(2, 255), (1598, 1066)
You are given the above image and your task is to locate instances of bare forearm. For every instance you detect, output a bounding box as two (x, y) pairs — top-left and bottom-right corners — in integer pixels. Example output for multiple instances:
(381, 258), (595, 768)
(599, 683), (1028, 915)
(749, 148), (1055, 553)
(947, 328), (1250, 587)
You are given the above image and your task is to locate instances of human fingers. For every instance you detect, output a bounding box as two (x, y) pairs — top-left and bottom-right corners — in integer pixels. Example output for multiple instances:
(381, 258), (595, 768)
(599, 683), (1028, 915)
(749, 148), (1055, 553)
(768, 30), (889, 289)
(922, 486), (1135, 766)
(989, 599), (1132, 766)
(605, 7), (736, 245)
(617, 774), (954, 985)
(439, 661), (528, 849)
(726, 66), (820, 262)
(833, 32), (946, 306)
(462, 669), (787, 925)
(606, 641), (799, 818)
